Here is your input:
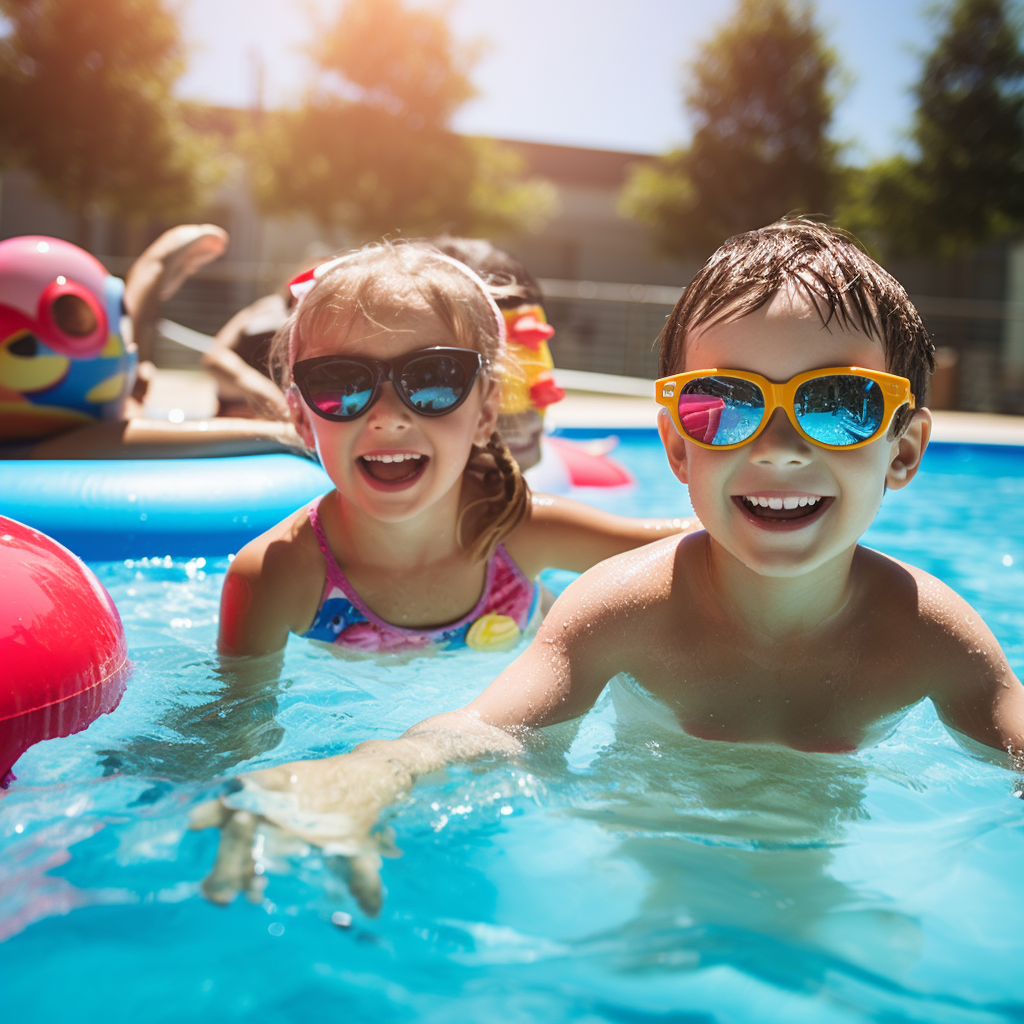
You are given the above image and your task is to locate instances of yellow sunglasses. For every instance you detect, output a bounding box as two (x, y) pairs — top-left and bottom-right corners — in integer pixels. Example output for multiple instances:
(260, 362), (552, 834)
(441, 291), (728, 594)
(655, 366), (915, 451)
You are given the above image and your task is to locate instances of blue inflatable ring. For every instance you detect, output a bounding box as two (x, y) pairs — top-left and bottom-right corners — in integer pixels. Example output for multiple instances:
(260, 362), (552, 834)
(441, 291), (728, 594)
(0, 455), (333, 560)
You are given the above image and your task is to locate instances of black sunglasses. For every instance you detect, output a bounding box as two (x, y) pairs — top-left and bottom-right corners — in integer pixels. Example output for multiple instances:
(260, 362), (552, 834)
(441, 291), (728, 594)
(291, 347), (484, 422)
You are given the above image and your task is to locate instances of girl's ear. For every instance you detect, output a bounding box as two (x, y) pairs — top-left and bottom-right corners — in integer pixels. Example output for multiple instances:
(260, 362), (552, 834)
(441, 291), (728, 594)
(473, 378), (501, 447)
(886, 407), (932, 490)
(286, 385), (317, 449)
(658, 406), (690, 484)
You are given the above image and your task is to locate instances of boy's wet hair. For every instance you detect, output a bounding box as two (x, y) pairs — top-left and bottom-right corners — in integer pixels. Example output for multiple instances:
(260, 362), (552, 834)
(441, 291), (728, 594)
(659, 218), (936, 413)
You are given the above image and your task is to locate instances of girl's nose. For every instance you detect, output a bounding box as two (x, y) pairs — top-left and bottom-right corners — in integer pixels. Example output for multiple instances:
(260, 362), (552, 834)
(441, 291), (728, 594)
(748, 408), (814, 466)
(365, 382), (412, 429)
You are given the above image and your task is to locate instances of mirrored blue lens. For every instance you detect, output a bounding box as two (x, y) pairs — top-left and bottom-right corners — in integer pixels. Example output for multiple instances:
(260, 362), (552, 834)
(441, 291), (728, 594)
(679, 377), (765, 445)
(401, 354), (469, 413)
(795, 375), (884, 445)
(304, 361), (375, 419)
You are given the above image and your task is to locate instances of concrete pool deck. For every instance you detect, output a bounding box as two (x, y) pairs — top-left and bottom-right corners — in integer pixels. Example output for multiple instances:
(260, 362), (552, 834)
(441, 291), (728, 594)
(146, 367), (1024, 447)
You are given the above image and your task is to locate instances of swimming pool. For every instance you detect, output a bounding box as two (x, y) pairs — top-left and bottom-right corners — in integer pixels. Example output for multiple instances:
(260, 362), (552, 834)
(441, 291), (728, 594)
(2, 431), (1022, 1023)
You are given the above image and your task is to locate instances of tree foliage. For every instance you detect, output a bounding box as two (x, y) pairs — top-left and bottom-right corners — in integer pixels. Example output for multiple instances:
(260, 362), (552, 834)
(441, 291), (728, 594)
(622, 0), (840, 260)
(247, 0), (553, 241)
(841, 0), (1024, 256)
(0, 0), (218, 242)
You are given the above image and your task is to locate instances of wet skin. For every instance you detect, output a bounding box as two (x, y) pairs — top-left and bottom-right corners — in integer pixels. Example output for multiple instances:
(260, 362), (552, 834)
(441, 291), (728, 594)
(218, 299), (699, 656)
(194, 288), (1024, 910)
(457, 288), (1024, 754)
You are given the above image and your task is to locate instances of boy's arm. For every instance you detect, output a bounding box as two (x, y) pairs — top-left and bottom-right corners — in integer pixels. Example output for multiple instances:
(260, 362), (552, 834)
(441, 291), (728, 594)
(195, 561), (630, 907)
(924, 590), (1024, 759)
(505, 492), (699, 576)
(194, 715), (524, 912)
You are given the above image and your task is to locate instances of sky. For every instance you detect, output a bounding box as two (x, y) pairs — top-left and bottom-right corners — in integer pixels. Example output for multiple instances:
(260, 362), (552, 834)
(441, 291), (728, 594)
(175, 0), (934, 165)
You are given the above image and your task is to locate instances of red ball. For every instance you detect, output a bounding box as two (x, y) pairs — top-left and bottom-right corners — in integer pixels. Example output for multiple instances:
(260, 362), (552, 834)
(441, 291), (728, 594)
(0, 517), (129, 787)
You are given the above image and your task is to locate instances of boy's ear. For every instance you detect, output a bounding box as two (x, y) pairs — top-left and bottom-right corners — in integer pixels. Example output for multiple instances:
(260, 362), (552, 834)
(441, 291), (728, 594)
(658, 406), (690, 484)
(286, 385), (317, 449)
(886, 407), (932, 491)
(474, 378), (501, 446)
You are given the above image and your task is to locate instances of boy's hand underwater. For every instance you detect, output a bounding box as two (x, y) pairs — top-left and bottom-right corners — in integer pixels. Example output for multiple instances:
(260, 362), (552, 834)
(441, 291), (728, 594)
(190, 713), (524, 914)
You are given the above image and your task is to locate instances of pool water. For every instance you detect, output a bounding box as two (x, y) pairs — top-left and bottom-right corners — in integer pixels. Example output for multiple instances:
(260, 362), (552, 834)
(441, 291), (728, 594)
(2, 432), (1023, 1023)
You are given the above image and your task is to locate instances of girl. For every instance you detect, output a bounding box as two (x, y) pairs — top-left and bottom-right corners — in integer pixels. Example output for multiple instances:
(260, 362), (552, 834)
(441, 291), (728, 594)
(219, 242), (694, 657)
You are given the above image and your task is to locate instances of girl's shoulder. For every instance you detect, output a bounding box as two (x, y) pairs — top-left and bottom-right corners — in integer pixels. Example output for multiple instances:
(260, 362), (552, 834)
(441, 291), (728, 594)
(227, 501), (326, 610)
(218, 499), (329, 655)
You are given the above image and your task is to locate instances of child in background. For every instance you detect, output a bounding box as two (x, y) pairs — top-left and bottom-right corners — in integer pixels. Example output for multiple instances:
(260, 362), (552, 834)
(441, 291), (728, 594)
(196, 219), (1023, 912)
(218, 241), (695, 657)
(430, 236), (563, 472)
(431, 236), (632, 489)
(0, 225), (301, 458)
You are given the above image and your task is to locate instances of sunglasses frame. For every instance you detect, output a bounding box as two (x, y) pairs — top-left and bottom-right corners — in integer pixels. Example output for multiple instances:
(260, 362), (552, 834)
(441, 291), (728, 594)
(655, 366), (915, 451)
(292, 346), (484, 422)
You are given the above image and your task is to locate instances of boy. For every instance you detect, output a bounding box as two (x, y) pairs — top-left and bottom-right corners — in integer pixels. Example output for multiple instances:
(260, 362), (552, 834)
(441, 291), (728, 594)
(196, 219), (1024, 911)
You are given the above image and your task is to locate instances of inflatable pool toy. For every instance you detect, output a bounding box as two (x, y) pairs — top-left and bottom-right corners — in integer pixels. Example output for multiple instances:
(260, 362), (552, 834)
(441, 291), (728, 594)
(0, 235), (136, 441)
(0, 428), (632, 560)
(0, 454), (334, 561)
(525, 435), (635, 492)
(0, 517), (130, 787)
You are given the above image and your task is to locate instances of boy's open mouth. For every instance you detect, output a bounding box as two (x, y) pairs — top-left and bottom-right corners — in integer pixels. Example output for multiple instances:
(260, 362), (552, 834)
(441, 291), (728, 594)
(359, 453), (427, 484)
(734, 494), (832, 524)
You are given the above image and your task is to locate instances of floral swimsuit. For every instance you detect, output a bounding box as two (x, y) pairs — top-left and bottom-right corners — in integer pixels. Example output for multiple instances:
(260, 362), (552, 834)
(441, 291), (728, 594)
(301, 496), (539, 653)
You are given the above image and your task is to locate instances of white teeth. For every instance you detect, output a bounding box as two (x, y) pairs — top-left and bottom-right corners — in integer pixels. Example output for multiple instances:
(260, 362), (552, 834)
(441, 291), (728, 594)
(363, 453), (423, 463)
(743, 495), (823, 509)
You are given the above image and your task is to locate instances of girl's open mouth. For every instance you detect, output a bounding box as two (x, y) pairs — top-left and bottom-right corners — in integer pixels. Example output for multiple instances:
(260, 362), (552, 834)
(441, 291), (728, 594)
(733, 494), (832, 527)
(359, 453), (427, 486)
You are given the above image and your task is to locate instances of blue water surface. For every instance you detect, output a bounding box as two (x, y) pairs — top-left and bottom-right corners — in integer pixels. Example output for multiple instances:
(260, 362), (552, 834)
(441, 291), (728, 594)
(1, 432), (1023, 1024)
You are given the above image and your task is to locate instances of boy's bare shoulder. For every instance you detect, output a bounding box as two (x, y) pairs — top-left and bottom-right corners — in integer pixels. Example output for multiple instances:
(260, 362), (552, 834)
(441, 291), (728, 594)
(855, 545), (981, 626)
(547, 532), (697, 652)
(853, 545), (1010, 686)
(567, 532), (687, 601)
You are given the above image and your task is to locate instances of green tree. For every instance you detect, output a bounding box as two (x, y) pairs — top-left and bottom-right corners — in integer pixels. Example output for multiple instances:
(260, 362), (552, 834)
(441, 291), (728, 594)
(0, 0), (218, 246)
(842, 0), (1024, 256)
(247, 0), (553, 241)
(622, 0), (840, 260)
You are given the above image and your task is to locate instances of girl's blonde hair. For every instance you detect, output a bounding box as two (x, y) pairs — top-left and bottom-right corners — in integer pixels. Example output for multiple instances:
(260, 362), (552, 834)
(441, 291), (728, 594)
(269, 240), (530, 562)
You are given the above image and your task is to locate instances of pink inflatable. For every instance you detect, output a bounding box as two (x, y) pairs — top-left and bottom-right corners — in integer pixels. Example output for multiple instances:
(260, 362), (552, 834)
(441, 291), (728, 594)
(0, 516), (129, 787)
(545, 435), (634, 488)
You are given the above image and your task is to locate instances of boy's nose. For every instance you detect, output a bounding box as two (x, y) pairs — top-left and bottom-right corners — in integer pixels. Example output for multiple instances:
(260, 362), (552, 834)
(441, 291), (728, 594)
(748, 408), (813, 466)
